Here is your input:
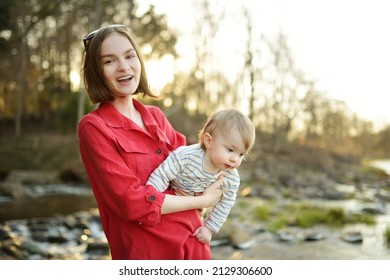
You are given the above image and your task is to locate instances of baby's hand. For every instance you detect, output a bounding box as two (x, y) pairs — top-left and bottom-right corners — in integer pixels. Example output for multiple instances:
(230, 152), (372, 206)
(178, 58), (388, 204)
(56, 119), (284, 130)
(193, 225), (213, 243)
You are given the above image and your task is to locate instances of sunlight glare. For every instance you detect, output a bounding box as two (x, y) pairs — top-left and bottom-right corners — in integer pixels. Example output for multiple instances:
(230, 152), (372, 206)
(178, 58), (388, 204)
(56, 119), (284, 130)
(163, 97), (173, 107)
(145, 56), (175, 92)
(70, 70), (81, 91)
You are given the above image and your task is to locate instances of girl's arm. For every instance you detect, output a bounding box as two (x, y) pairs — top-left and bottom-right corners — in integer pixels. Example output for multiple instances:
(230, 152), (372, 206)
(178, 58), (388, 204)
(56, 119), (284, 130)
(161, 175), (224, 214)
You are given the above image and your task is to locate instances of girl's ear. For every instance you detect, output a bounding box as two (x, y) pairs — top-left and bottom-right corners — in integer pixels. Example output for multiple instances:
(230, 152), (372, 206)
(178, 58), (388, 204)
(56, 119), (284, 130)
(204, 132), (213, 149)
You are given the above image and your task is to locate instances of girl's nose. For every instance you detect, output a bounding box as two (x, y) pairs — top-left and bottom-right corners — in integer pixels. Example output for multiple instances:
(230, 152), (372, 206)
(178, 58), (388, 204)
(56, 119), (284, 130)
(118, 59), (130, 70)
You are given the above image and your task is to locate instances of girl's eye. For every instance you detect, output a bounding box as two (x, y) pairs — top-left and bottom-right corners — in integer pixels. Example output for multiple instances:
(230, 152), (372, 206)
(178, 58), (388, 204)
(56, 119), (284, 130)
(227, 148), (233, 152)
(126, 53), (137, 59)
(103, 59), (114, 64)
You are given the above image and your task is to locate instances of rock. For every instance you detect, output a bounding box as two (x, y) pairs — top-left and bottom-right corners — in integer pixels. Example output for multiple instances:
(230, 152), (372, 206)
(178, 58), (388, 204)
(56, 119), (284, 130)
(341, 231), (363, 244)
(0, 170), (63, 199)
(361, 203), (386, 215)
(20, 240), (48, 256)
(257, 186), (282, 200)
(277, 230), (297, 242)
(1, 239), (27, 259)
(304, 231), (326, 242)
(210, 220), (257, 250)
(230, 229), (256, 250)
(47, 234), (69, 244)
(58, 168), (86, 184)
(210, 238), (230, 247)
(0, 209), (109, 260)
(0, 180), (25, 199)
(0, 224), (12, 241)
(86, 239), (110, 255)
(377, 189), (390, 202)
(211, 221), (234, 247)
(323, 190), (351, 200)
(276, 228), (326, 242)
(60, 161), (89, 184)
(6, 170), (59, 185)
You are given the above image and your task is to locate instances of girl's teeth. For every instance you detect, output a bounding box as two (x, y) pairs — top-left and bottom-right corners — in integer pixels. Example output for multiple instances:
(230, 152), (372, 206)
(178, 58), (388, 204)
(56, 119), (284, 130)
(118, 76), (131, 81)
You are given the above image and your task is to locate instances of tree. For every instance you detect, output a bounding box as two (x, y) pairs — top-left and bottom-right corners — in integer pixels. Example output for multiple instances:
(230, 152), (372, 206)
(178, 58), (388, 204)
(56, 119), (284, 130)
(242, 5), (260, 122)
(376, 125), (390, 155)
(189, 0), (227, 115)
(0, 0), (179, 135)
(300, 82), (328, 145)
(260, 31), (306, 151)
(4, 1), (62, 136)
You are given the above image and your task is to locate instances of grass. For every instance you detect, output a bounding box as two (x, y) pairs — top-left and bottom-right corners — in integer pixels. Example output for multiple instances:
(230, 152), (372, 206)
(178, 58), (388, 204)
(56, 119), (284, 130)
(251, 201), (376, 233)
(384, 226), (390, 245)
(0, 133), (80, 172)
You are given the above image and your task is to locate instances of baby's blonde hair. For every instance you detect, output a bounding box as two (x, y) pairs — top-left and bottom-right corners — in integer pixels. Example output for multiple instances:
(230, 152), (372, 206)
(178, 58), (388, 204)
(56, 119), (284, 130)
(198, 109), (255, 152)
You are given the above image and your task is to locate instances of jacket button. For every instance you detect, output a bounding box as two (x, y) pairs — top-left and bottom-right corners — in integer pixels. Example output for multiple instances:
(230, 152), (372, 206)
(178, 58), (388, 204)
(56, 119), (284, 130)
(156, 149), (162, 154)
(149, 195), (155, 202)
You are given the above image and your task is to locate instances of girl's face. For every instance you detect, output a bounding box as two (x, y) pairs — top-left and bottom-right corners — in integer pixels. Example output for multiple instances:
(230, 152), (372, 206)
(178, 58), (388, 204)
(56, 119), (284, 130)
(203, 127), (247, 173)
(100, 32), (141, 97)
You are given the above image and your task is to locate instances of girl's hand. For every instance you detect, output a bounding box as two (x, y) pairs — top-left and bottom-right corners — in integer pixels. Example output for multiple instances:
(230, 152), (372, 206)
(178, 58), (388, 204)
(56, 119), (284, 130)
(201, 174), (224, 208)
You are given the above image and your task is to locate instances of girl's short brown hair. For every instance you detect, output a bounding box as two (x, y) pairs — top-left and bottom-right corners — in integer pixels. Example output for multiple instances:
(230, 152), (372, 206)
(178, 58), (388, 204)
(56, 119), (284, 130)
(82, 25), (157, 104)
(198, 109), (256, 152)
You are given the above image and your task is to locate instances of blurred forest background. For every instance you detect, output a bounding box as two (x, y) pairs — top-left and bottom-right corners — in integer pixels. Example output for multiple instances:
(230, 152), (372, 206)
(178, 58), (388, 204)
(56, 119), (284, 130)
(1, 0), (390, 260)
(0, 0), (389, 173)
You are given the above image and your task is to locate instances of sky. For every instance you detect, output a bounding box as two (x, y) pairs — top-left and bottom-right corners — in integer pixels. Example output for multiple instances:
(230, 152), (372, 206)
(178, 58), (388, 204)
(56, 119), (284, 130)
(143, 0), (390, 129)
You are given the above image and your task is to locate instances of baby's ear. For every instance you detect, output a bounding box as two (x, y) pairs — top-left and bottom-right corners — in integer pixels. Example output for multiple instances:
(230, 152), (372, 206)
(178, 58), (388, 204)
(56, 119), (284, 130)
(203, 132), (213, 148)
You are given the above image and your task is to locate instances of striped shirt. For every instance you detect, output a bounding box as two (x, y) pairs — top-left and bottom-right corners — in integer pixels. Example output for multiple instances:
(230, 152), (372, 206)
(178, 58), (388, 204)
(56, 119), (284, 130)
(146, 144), (240, 233)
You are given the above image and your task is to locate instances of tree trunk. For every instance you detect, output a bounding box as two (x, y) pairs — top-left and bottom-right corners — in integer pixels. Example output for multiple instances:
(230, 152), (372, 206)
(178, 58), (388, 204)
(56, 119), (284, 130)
(15, 36), (28, 137)
(77, 0), (102, 127)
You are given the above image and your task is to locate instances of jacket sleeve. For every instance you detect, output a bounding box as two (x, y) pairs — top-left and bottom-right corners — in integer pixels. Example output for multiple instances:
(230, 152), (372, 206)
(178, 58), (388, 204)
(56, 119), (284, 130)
(78, 115), (165, 226)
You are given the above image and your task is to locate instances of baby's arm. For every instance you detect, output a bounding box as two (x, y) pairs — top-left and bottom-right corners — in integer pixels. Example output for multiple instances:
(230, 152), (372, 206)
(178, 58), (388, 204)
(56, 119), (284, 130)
(203, 178), (238, 234)
(146, 150), (182, 192)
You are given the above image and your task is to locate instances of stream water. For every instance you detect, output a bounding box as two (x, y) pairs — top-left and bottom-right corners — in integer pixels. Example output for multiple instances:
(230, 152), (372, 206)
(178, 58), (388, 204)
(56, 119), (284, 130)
(0, 184), (96, 223)
(0, 194), (97, 223)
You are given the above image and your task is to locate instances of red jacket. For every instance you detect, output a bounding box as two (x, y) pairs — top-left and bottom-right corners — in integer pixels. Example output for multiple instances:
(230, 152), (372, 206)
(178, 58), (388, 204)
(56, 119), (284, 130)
(78, 100), (210, 259)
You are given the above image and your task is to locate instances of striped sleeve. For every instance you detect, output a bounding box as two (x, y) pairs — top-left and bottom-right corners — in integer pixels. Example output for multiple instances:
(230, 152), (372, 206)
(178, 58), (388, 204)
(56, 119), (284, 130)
(146, 149), (183, 192)
(204, 171), (240, 233)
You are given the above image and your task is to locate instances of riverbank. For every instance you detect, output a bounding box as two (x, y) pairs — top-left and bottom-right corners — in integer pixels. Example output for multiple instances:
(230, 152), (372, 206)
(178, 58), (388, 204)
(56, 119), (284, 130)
(1, 195), (390, 260)
(1, 133), (389, 259)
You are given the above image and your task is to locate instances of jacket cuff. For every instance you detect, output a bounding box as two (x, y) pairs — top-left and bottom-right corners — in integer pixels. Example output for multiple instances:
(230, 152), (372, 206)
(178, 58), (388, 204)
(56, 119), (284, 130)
(145, 188), (165, 208)
(139, 188), (165, 226)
